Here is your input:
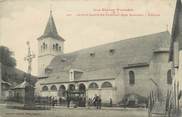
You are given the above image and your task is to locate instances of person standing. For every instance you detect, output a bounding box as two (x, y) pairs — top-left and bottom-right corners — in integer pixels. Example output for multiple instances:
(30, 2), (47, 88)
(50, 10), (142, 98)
(92, 94), (97, 107)
(67, 96), (71, 108)
(87, 98), (91, 109)
(52, 97), (55, 108)
(59, 97), (62, 106)
(93, 95), (99, 109)
(98, 96), (102, 109)
(110, 98), (112, 107)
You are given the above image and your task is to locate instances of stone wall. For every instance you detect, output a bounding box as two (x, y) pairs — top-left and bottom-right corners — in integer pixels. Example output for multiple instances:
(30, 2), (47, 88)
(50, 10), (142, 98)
(150, 52), (172, 97)
(37, 37), (64, 77)
(123, 66), (155, 98)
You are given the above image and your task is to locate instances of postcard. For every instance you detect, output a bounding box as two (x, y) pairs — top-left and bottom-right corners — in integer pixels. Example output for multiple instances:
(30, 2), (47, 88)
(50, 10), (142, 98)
(0, 0), (181, 117)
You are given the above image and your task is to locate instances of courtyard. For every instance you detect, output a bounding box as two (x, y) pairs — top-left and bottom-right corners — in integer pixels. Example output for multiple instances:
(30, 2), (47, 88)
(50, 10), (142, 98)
(0, 104), (148, 117)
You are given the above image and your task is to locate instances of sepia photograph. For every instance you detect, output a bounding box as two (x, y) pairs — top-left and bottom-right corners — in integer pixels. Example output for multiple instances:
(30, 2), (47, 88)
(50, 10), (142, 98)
(0, 0), (182, 116)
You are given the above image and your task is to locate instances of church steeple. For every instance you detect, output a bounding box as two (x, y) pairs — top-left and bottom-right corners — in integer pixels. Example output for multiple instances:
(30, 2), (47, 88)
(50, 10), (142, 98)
(38, 10), (65, 41)
(37, 10), (65, 76)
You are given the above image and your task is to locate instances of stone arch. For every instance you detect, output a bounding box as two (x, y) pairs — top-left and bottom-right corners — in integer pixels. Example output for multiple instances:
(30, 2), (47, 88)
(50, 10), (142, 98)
(42, 86), (48, 91)
(50, 85), (57, 91)
(59, 46), (61, 51)
(88, 82), (99, 89)
(53, 44), (55, 50)
(79, 83), (86, 91)
(101, 81), (112, 88)
(43, 42), (46, 50)
(58, 85), (66, 97)
(56, 43), (59, 51)
(68, 84), (75, 91)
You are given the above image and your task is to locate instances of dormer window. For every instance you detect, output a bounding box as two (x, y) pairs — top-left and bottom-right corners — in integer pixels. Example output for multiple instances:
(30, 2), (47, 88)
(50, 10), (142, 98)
(45, 67), (53, 74)
(109, 49), (115, 55)
(90, 52), (95, 57)
(61, 58), (66, 62)
(69, 69), (83, 81)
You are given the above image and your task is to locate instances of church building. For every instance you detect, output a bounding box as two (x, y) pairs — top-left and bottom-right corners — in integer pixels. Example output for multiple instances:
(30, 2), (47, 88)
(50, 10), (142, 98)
(35, 10), (172, 105)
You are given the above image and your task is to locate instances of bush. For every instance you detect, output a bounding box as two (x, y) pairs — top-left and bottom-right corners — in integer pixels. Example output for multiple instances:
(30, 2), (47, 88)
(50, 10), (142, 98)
(118, 93), (148, 108)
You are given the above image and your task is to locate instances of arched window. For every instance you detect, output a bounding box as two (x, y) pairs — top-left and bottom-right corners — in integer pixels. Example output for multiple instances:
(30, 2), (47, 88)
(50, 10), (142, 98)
(50, 85), (57, 91)
(53, 44), (56, 50)
(56, 43), (59, 51)
(42, 86), (48, 91)
(101, 82), (112, 88)
(68, 84), (75, 91)
(59, 46), (61, 51)
(88, 82), (99, 89)
(167, 70), (172, 85)
(45, 44), (48, 49)
(59, 85), (66, 97)
(79, 83), (86, 91)
(59, 85), (66, 91)
(129, 71), (135, 85)
(43, 43), (46, 49)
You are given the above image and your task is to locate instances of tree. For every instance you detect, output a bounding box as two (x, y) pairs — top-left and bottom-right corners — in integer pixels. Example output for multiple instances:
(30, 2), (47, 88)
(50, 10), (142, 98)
(0, 46), (16, 67)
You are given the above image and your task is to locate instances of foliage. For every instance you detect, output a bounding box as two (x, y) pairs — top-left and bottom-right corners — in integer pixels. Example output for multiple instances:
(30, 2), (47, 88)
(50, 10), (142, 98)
(0, 46), (16, 67)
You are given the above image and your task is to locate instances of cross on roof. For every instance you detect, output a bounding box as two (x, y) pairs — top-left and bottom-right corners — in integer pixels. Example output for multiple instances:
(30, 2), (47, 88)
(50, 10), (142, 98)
(24, 41), (35, 74)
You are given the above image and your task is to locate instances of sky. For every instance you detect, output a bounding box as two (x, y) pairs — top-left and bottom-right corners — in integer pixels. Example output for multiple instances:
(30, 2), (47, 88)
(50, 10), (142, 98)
(0, 0), (177, 75)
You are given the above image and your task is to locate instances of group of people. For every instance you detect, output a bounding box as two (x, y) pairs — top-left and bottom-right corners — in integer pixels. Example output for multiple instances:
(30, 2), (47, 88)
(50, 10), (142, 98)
(36, 94), (113, 110)
(66, 95), (86, 108)
(88, 95), (102, 109)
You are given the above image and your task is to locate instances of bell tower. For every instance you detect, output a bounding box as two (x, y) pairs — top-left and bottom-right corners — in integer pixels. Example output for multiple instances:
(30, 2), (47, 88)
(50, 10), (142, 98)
(37, 10), (65, 77)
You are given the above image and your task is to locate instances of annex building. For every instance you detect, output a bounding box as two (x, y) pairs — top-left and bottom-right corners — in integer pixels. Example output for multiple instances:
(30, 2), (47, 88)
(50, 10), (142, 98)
(35, 10), (172, 104)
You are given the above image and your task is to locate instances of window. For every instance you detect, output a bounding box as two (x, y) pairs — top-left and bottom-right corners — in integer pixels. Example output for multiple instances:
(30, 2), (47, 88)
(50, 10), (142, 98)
(56, 43), (59, 51)
(59, 85), (66, 91)
(69, 71), (74, 81)
(61, 58), (66, 62)
(109, 49), (115, 55)
(101, 82), (112, 88)
(50, 85), (57, 91)
(53, 44), (56, 50)
(68, 84), (75, 91)
(59, 85), (66, 97)
(88, 82), (99, 89)
(59, 46), (61, 51)
(129, 71), (135, 85)
(42, 86), (48, 91)
(79, 83), (86, 91)
(43, 43), (46, 49)
(90, 52), (95, 57)
(167, 70), (172, 84)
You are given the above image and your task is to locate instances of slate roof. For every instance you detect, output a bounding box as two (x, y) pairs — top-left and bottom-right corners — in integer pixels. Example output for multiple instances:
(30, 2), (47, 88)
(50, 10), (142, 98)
(38, 11), (65, 41)
(41, 31), (170, 84)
